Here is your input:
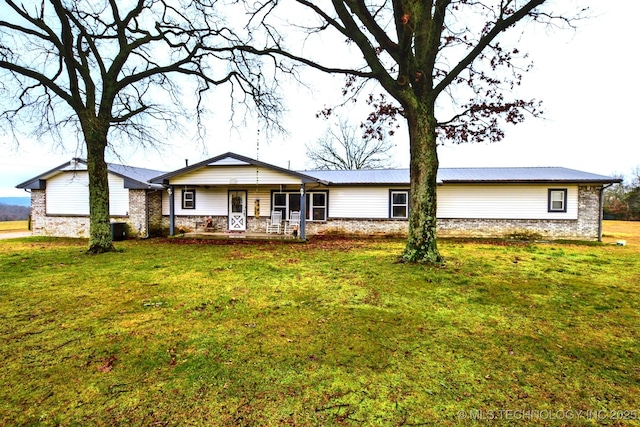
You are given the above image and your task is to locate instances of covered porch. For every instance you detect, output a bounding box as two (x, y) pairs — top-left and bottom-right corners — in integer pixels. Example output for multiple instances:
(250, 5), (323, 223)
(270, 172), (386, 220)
(149, 153), (329, 240)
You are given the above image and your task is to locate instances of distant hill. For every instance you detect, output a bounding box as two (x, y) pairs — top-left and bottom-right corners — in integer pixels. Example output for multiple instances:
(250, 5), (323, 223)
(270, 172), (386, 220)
(0, 197), (31, 207)
(0, 198), (31, 221)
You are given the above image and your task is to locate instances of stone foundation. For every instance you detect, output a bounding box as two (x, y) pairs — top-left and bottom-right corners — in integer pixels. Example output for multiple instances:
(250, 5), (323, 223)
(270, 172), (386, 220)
(165, 216), (277, 234)
(438, 218), (584, 240)
(306, 219), (408, 236)
(306, 217), (601, 240)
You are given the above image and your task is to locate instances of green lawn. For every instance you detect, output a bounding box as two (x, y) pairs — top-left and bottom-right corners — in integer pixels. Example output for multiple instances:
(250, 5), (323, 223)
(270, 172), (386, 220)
(1, 223), (639, 426)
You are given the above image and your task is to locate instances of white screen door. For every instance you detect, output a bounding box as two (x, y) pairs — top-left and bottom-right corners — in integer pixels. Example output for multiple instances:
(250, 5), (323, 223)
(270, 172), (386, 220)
(228, 191), (247, 231)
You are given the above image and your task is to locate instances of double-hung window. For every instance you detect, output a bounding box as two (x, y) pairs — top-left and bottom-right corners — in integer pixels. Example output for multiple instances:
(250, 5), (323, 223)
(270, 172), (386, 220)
(309, 193), (327, 221)
(390, 190), (409, 219)
(548, 189), (567, 213)
(182, 189), (196, 209)
(272, 193), (287, 218)
(272, 191), (327, 221)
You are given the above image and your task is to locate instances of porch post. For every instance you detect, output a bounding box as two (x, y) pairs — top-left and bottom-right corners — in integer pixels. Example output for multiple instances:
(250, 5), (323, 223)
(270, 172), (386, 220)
(300, 184), (306, 239)
(168, 186), (175, 236)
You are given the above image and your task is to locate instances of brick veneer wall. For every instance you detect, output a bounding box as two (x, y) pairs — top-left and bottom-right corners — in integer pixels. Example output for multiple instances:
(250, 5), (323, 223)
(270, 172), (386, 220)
(30, 190), (48, 236)
(30, 190), (90, 237)
(147, 190), (164, 236)
(306, 218), (408, 236)
(127, 189), (147, 236)
(164, 216), (271, 233)
(165, 215), (228, 233)
(30, 188), (164, 238)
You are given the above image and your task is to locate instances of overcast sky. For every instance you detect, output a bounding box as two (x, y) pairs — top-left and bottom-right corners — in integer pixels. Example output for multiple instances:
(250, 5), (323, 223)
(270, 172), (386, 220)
(1, 0), (638, 198)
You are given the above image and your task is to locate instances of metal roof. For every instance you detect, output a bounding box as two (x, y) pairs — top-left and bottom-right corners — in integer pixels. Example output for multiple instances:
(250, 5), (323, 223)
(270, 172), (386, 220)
(16, 158), (166, 190)
(301, 167), (621, 185)
(106, 162), (166, 188)
(302, 169), (410, 184)
(17, 152), (621, 190)
(436, 167), (621, 183)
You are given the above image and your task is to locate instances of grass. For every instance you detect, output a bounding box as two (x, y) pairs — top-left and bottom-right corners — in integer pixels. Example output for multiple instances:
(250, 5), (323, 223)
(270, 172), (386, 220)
(0, 220), (28, 232)
(0, 221), (639, 426)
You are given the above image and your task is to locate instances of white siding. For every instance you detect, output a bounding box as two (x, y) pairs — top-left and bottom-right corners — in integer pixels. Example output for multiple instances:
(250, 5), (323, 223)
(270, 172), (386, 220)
(108, 175), (129, 216)
(47, 172), (89, 215)
(46, 172), (129, 216)
(437, 184), (578, 220)
(163, 188), (227, 216)
(247, 189), (273, 217)
(162, 187), (281, 217)
(320, 184), (578, 220)
(159, 182), (579, 220)
(169, 166), (303, 186)
(328, 187), (395, 219)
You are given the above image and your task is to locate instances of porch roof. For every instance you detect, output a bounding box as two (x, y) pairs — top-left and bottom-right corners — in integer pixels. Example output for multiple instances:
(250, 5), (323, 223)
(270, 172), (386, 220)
(149, 152), (330, 186)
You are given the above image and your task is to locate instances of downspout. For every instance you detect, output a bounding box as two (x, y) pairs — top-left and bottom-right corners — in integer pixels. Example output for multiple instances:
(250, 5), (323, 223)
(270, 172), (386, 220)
(598, 183), (614, 242)
(168, 186), (175, 236)
(300, 183), (306, 240)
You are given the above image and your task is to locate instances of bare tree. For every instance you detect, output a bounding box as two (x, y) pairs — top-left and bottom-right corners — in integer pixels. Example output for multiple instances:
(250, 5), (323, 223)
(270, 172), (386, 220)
(306, 118), (395, 170)
(604, 167), (640, 220)
(242, 0), (585, 263)
(0, 0), (282, 253)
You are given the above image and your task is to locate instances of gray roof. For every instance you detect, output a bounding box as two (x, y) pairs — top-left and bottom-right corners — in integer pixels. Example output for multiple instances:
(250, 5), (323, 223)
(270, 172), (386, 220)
(17, 152), (621, 190)
(302, 169), (410, 184)
(302, 167), (621, 185)
(16, 158), (166, 190)
(107, 162), (166, 188)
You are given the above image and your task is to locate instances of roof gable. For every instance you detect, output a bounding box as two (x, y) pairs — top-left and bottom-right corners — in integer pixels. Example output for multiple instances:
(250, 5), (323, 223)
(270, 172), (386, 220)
(16, 158), (166, 190)
(149, 152), (329, 185)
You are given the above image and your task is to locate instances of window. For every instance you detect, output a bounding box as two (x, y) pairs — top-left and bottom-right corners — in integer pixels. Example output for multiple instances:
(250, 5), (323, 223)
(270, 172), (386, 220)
(548, 189), (567, 212)
(390, 190), (409, 218)
(272, 191), (328, 221)
(272, 193), (287, 217)
(182, 189), (196, 209)
(310, 193), (327, 221)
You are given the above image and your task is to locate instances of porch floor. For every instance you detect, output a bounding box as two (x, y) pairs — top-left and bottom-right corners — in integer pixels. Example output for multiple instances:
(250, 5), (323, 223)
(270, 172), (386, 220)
(180, 230), (304, 241)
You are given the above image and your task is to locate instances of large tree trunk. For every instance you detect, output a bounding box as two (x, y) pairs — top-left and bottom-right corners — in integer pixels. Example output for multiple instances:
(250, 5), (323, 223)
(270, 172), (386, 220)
(402, 101), (444, 264)
(85, 123), (115, 254)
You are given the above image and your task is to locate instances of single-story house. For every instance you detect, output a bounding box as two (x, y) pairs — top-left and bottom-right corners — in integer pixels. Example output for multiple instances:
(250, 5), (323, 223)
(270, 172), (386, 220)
(17, 152), (622, 241)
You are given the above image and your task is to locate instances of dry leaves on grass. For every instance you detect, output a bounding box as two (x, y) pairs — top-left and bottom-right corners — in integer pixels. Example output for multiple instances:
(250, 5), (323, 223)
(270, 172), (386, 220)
(96, 355), (117, 373)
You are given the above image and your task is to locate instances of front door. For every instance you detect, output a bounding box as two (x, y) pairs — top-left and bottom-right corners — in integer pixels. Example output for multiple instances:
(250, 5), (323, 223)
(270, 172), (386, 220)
(228, 191), (247, 231)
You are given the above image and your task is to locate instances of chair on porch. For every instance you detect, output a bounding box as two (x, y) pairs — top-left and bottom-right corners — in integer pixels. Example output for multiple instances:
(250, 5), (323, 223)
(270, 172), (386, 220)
(266, 210), (282, 234)
(284, 211), (301, 236)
